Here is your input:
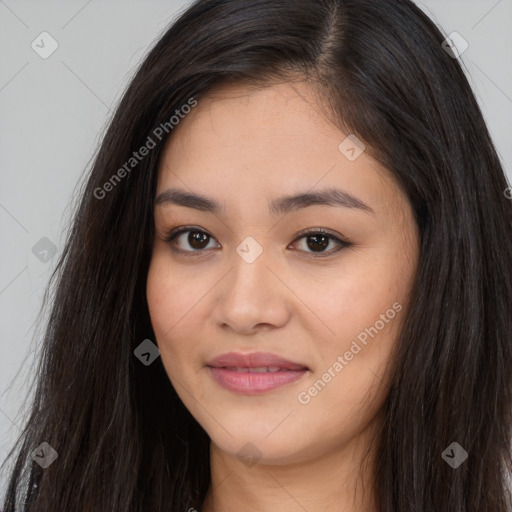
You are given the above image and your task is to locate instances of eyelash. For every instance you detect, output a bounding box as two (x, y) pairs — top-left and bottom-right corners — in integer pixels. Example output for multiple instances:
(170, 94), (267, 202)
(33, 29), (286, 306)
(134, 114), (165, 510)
(162, 226), (351, 258)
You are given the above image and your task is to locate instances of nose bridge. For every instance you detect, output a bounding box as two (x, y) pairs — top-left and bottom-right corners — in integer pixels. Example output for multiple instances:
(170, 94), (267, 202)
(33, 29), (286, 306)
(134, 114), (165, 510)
(214, 235), (288, 332)
(229, 234), (274, 299)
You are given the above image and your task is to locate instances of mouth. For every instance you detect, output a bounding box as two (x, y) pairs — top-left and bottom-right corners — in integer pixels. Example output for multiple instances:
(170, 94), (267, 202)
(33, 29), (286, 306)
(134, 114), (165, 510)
(206, 352), (309, 394)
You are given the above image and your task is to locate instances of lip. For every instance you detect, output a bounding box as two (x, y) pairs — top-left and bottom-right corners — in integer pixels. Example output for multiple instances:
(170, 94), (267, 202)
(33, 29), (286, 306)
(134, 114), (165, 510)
(206, 351), (309, 394)
(207, 351), (308, 370)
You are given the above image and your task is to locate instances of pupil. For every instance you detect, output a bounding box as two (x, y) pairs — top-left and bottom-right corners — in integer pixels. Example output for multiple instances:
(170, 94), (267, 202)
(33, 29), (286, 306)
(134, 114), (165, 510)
(307, 235), (328, 252)
(189, 231), (209, 249)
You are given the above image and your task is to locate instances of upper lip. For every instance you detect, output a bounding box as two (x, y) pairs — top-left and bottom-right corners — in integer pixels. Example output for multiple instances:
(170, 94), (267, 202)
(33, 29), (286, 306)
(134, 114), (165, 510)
(207, 351), (309, 370)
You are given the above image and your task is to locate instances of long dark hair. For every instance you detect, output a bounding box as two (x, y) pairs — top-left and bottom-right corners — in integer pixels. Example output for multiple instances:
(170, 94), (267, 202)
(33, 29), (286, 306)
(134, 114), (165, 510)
(2, 0), (511, 510)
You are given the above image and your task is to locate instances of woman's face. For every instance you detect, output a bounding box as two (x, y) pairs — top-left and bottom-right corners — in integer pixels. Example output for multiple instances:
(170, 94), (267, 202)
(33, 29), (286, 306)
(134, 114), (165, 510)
(147, 81), (419, 465)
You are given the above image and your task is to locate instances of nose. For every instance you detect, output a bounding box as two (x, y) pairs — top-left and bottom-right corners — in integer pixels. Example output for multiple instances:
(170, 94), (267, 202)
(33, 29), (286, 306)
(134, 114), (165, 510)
(213, 242), (291, 335)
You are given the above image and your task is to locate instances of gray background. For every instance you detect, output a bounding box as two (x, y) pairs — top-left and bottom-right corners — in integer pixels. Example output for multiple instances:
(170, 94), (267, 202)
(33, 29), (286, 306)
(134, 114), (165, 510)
(1, 0), (511, 493)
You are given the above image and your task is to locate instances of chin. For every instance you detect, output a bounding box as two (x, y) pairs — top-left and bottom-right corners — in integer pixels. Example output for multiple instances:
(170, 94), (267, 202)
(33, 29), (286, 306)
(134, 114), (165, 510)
(206, 422), (313, 466)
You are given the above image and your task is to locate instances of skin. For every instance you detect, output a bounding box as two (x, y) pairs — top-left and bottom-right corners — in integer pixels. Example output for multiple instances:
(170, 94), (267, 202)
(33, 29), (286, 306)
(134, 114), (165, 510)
(146, 80), (420, 511)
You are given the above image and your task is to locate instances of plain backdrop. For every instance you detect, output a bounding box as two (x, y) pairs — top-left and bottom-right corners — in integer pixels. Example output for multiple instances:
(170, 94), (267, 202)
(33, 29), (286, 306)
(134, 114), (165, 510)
(1, 0), (511, 495)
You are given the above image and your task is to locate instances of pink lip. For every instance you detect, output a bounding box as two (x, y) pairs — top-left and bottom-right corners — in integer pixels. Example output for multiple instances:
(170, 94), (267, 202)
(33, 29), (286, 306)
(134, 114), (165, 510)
(206, 352), (309, 394)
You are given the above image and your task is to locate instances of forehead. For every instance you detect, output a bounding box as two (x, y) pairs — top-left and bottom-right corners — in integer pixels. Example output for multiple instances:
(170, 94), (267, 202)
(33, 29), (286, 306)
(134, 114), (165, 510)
(164, 81), (337, 156)
(156, 81), (402, 218)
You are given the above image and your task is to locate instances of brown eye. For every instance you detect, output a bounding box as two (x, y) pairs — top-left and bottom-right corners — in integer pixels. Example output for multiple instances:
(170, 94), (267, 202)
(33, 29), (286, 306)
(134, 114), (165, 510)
(165, 228), (220, 254)
(305, 233), (330, 252)
(187, 231), (210, 250)
(164, 226), (350, 258)
(291, 229), (350, 257)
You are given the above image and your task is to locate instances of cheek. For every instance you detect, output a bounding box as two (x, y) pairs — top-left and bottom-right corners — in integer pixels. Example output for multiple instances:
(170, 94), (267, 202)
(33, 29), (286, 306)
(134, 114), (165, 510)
(146, 246), (209, 333)
(298, 249), (410, 350)
(146, 257), (174, 339)
(297, 247), (413, 413)
(146, 253), (202, 371)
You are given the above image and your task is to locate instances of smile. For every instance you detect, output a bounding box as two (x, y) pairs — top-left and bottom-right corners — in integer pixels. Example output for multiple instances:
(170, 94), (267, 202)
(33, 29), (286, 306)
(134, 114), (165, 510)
(208, 367), (308, 393)
(206, 352), (309, 394)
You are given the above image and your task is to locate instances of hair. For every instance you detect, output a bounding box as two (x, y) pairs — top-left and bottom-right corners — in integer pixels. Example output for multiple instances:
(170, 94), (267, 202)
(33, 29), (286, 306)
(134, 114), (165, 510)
(2, 0), (512, 510)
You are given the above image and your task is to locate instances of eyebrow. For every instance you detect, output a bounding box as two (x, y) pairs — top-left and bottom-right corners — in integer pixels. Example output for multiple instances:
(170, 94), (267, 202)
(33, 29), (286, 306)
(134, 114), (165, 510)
(154, 187), (374, 216)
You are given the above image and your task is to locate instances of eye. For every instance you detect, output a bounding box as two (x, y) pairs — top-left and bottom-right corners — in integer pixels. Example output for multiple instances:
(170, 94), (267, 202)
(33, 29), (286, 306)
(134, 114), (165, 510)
(163, 226), (351, 257)
(289, 228), (351, 257)
(164, 227), (220, 256)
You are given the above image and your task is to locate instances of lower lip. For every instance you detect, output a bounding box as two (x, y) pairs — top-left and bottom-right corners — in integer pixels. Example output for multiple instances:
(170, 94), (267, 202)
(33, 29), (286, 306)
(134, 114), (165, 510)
(208, 367), (308, 394)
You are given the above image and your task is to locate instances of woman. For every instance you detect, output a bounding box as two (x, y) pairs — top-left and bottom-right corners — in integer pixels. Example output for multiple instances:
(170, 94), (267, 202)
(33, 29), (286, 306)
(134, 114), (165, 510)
(2, 0), (511, 510)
